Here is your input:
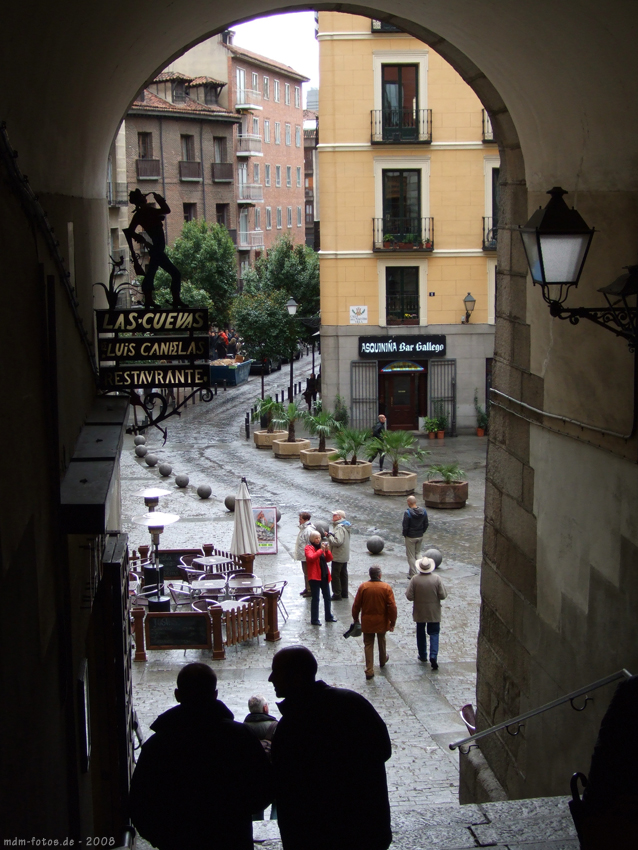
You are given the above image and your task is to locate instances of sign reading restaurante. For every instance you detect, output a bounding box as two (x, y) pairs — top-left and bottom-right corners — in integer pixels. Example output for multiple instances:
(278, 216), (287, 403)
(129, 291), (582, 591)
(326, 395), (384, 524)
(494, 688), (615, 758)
(358, 335), (446, 358)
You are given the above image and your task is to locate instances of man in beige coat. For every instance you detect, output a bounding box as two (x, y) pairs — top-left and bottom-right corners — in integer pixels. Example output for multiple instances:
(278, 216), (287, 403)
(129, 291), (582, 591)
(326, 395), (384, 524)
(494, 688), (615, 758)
(405, 556), (447, 670)
(352, 566), (397, 680)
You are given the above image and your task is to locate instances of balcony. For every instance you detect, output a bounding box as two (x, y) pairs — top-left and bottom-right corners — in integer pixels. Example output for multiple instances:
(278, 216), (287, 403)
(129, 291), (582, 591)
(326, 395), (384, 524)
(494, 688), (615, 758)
(211, 162), (233, 182)
(235, 89), (262, 111)
(238, 183), (264, 203)
(136, 158), (160, 180)
(482, 216), (497, 250)
(107, 182), (128, 206)
(482, 109), (494, 142)
(371, 109), (432, 144)
(237, 230), (265, 250)
(179, 160), (202, 181)
(373, 217), (434, 251)
(236, 134), (263, 156)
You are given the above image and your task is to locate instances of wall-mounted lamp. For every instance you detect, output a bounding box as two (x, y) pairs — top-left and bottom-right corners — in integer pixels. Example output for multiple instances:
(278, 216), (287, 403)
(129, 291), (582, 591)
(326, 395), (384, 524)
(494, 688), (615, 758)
(462, 292), (476, 324)
(286, 297), (298, 316)
(519, 187), (638, 350)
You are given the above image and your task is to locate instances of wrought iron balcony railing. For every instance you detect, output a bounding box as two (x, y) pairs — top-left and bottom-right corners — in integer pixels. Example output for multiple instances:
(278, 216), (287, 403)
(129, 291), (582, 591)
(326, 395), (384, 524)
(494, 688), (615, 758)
(482, 109), (494, 142)
(237, 134), (263, 155)
(211, 162), (233, 182)
(373, 217), (434, 251)
(483, 216), (497, 250)
(238, 183), (264, 202)
(179, 160), (202, 180)
(371, 109), (432, 144)
(237, 230), (265, 249)
(107, 182), (128, 206)
(136, 158), (160, 179)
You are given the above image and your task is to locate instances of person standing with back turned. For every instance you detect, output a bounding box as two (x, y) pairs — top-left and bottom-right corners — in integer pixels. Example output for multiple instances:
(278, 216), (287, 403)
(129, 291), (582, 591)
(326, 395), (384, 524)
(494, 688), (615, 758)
(402, 494), (429, 578)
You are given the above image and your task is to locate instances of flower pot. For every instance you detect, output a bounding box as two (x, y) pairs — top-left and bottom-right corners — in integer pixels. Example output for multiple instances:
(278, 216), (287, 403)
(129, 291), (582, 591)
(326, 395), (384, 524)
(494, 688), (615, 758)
(299, 447), (336, 469)
(428, 432), (436, 440)
(397, 242), (411, 250)
(437, 431), (445, 439)
(328, 459), (373, 484)
(423, 480), (468, 509)
(372, 470), (417, 496)
(383, 241), (393, 249)
(476, 427), (485, 437)
(253, 429), (288, 449)
(272, 438), (311, 458)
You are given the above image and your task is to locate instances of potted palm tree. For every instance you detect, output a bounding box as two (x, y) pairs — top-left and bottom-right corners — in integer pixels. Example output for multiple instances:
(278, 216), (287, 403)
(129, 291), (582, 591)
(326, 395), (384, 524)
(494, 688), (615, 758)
(367, 430), (429, 495)
(252, 397), (287, 449)
(328, 428), (373, 483)
(423, 462), (468, 509)
(299, 408), (341, 469)
(271, 401), (311, 457)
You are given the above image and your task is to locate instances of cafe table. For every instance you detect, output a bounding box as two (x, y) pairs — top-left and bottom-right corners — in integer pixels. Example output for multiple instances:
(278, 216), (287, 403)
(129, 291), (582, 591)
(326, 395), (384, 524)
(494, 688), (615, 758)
(227, 575), (263, 597)
(190, 577), (227, 598)
(192, 555), (235, 571)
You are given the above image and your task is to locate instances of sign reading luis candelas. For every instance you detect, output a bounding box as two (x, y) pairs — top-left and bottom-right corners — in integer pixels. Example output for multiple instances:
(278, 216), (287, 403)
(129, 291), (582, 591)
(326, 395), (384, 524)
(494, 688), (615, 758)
(358, 335), (446, 359)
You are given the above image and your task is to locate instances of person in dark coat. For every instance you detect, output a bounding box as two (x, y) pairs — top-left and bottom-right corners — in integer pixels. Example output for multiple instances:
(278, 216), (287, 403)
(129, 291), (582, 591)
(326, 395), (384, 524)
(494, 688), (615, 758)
(268, 646), (392, 850)
(370, 413), (387, 470)
(129, 663), (273, 850)
(402, 494), (429, 578)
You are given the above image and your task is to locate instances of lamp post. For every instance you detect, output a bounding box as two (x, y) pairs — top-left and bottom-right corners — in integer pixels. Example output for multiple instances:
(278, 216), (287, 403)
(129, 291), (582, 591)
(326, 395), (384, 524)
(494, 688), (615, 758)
(132, 511), (180, 611)
(462, 292), (476, 324)
(286, 297), (298, 402)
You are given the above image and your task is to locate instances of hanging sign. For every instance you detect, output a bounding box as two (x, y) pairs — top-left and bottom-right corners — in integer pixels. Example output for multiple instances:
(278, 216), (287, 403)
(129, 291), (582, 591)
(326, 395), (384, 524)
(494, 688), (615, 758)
(99, 365), (209, 389)
(95, 308), (208, 333)
(98, 336), (209, 362)
(358, 335), (446, 358)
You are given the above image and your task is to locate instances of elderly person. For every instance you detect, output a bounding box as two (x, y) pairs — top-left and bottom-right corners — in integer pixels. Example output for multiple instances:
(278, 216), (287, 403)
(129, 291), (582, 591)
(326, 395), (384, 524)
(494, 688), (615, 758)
(402, 495), (429, 579)
(294, 511), (316, 597)
(305, 530), (337, 626)
(328, 509), (352, 600)
(352, 567), (397, 680)
(405, 556), (448, 670)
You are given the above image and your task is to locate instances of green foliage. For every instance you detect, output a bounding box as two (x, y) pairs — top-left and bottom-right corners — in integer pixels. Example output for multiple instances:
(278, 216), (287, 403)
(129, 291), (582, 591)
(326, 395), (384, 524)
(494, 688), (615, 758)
(302, 408), (341, 452)
(333, 395), (349, 426)
(432, 400), (449, 431)
(252, 396), (285, 433)
(427, 462), (466, 483)
(273, 401), (305, 442)
(474, 389), (490, 430)
(153, 281), (214, 310)
(366, 430), (429, 476)
(423, 416), (439, 434)
(329, 428), (371, 466)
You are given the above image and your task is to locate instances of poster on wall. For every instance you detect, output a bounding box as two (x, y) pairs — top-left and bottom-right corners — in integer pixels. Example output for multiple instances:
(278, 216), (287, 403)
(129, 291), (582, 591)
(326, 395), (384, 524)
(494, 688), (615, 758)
(252, 507), (278, 554)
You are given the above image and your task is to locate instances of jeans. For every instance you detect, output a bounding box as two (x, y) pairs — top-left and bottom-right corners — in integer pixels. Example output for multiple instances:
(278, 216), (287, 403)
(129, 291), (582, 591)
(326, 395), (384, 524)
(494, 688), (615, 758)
(309, 578), (332, 622)
(331, 562), (348, 597)
(416, 621), (440, 661)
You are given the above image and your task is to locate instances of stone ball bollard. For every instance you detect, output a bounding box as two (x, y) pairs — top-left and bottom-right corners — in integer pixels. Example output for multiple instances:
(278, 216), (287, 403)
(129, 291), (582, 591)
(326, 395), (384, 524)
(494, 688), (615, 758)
(159, 463), (172, 477)
(367, 535), (384, 555)
(423, 548), (443, 568)
(276, 508), (282, 522)
(175, 474), (189, 488)
(135, 445), (148, 458)
(145, 454), (158, 467)
(134, 435), (146, 446)
(197, 484), (212, 499)
(314, 519), (330, 536)
(224, 495), (236, 512)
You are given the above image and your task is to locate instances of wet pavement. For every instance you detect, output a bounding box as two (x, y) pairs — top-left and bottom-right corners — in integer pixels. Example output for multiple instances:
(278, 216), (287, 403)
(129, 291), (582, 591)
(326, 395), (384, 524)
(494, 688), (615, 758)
(123, 350), (492, 842)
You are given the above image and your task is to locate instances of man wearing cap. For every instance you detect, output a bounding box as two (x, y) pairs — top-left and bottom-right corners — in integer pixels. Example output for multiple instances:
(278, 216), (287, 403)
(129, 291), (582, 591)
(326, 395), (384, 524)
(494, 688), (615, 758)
(352, 567), (397, 680)
(402, 495), (429, 579)
(328, 509), (351, 600)
(405, 556), (447, 670)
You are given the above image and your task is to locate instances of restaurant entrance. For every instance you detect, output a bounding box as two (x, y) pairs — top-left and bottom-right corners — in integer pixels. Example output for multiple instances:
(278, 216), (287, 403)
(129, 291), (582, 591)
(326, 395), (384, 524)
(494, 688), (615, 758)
(378, 361), (427, 430)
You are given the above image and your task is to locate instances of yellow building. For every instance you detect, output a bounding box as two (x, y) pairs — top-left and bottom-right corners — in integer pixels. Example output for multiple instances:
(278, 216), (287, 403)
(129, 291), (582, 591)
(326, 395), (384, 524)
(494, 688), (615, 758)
(318, 12), (499, 432)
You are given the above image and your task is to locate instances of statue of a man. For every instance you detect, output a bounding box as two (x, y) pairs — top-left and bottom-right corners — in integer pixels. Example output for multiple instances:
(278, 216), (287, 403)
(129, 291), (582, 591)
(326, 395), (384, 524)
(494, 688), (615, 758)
(124, 189), (186, 309)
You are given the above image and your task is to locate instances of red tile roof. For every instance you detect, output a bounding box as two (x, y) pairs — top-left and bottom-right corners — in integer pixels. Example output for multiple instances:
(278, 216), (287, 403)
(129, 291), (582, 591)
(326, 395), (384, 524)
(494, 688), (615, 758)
(224, 44), (310, 82)
(190, 75), (226, 87)
(154, 70), (193, 82)
(304, 109), (318, 120)
(130, 89), (239, 119)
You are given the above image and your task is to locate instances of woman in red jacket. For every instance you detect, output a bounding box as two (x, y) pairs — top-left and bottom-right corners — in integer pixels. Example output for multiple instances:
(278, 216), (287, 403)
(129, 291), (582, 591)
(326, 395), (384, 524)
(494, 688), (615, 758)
(305, 531), (337, 626)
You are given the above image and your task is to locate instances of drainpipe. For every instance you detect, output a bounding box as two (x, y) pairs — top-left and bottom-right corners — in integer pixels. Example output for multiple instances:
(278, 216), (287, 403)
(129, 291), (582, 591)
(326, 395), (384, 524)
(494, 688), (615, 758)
(199, 122), (206, 220)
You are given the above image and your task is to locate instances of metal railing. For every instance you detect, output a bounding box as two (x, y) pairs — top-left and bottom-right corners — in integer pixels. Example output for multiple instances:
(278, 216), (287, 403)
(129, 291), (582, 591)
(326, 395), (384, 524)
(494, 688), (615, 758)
(211, 162), (233, 182)
(136, 158), (160, 179)
(373, 217), (434, 251)
(237, 230), (265, 249)
(238, 183), (264, 202)
(482, 216), (497, 250)
(482, 108), (494, 142)
(450, 669), (633, 752)
(107, 182), (128, 206)
(371, 108), (432, 144)
(237, 134), (262, 155)
(179, 160), (202, 180)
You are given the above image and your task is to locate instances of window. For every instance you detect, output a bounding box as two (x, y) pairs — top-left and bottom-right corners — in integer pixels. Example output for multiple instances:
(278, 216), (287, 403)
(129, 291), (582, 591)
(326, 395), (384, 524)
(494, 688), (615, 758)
(306, 203), (313, 225)
(297, 166), (302, 187)
(238, 161), (248, 185)
(276, 207), (282, 228)
(213, 137), (226, 163)
(273, 80), (280, 102)
(285, 124), (291, 146)
(295, 125), (301, 147)
(275, 165), (281, 187)
(181, 134), (196, 161)
(252, 72), (259, 92)
(138, 132), (153, 159)
(216, 204), (229, 226)
(172, 81), (187, 103)
(294, 86), (301, 108)
(297, 206), (302, 226)
(266, 207), (272, 229)
(252, 117), (259, 135)
(183, 203), (197, 222)
(255, 207), (261, 229)
(204, 85), (218, 106)
(385, 267), (419, 325)
(236, 67), (246, 99)
(382, 169), (421, 238)
(253, 162), (260, 183)
(263, 76), (270, 99)
(286, 166), (292, 187)
(265, 164), (271, 187)
(285, 83), (290, 105)
(264, 120), (270, 143)
(287, 206), (292, 227)
(381, 65), (419, 142)
(274, 122), (281, 144)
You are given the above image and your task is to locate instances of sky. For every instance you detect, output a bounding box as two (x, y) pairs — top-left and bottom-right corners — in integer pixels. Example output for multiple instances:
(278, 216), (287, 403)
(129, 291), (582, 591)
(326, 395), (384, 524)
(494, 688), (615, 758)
(232, 12), (319, 102)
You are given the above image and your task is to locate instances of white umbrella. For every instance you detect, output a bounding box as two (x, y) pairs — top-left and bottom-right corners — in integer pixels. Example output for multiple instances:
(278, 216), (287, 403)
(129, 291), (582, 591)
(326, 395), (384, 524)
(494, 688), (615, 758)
(230, 477), (259, 559)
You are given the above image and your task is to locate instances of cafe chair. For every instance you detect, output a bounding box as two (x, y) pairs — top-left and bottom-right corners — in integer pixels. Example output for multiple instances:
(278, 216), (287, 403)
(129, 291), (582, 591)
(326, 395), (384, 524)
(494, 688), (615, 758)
(177, 566), (206, 584)
(179, 554), (199, 568)
(203, 572), (227, 582)
(167, 581), (194, 611)
(191, 599), (218, 614)
(237, 594), (265, 604)
(263, 580), (289, 622)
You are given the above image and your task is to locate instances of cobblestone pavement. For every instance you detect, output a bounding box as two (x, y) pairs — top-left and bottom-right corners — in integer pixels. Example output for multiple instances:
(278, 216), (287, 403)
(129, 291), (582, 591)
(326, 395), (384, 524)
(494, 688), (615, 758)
(123, 352), (499, 844)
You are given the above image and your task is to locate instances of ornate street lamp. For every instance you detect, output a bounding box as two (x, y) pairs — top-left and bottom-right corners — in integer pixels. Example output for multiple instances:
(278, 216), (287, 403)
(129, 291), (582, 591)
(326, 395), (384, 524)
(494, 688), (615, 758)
(286, 298), (299, 401)
(462, 292), (476, 324)
(286, 297), (299, 316)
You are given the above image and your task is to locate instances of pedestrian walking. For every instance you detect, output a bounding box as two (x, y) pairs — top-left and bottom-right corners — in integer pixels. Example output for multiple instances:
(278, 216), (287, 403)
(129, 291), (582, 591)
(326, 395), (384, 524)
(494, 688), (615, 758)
(352, 566), (397, 680)
(294, 511), (315, 597)
(402, 494), (429, 578)
(268, 646), (392, 850)
(405, 556), (447, 670)
(243, 695), (278, 821)
(305, 530), (337, 625)
(369, 413), (387, 470)
(328, 509), (351, 600)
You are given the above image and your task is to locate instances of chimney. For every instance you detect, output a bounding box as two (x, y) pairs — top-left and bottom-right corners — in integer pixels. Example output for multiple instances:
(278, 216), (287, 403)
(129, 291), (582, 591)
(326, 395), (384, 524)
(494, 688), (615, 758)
(222, 30), (234, 45)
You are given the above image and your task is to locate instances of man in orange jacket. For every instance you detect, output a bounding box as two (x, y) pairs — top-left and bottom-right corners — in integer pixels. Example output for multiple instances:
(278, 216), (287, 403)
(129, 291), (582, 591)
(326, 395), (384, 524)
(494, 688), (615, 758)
(352, 566), (397, 680)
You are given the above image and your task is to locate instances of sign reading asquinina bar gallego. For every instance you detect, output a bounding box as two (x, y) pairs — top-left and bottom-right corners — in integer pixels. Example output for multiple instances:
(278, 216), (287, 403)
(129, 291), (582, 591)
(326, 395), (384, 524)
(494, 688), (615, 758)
(358, 334), (446, 358)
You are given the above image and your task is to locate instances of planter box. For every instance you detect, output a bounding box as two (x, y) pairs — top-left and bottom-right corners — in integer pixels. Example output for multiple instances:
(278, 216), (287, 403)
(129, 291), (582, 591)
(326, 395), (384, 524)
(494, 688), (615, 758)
(209, 359), (252, 386)
(299, 448), (336, 470)
(328, 459), (373, 484)
(372, 470), (417, 496)
(253, 429), (287, 449)
(272, 438), (311, 458)
(423, 480), (468, 509)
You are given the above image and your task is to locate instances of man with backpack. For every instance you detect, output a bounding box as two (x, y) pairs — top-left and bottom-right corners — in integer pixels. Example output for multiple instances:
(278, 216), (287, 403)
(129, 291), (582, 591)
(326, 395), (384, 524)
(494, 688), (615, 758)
(402, 495), (429, 578)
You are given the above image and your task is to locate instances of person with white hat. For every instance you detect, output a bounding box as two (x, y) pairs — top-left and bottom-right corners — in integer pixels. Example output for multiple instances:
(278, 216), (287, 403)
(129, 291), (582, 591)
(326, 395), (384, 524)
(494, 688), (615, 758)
(405, 556), (447, 670)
